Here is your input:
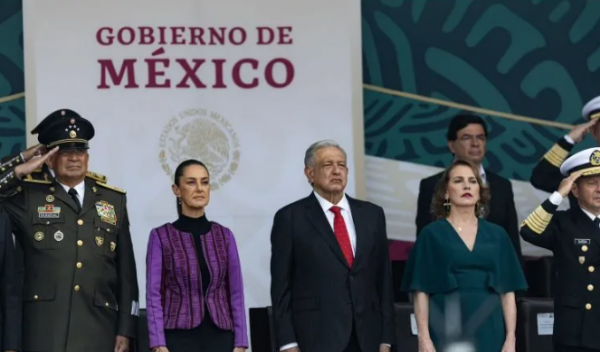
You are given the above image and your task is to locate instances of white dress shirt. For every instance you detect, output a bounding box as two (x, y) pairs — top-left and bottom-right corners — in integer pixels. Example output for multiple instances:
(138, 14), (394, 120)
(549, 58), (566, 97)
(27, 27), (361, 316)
(313, 191), (357, 255)
(56, 179), (85, 206)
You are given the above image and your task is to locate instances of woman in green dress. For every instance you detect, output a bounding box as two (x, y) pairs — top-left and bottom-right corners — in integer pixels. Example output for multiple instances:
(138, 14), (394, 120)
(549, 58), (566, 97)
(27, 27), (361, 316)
(401, 160), (527, 352)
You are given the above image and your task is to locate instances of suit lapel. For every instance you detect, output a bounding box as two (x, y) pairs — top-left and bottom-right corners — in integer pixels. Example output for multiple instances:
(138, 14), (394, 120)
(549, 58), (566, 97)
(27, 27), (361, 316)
(305, 194), (349, 269)
(348, 196), (367, 271)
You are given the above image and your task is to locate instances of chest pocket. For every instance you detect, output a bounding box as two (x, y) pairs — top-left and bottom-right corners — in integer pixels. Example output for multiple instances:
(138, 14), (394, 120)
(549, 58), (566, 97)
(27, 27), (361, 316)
(93, 217), (119, 258)
(31, 216), (66, 250)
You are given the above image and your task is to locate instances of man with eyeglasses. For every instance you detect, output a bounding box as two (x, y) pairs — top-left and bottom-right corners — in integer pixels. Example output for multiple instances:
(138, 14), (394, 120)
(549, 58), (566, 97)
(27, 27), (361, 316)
(415, 113), (522, 261)
(0, 109), (139, 352)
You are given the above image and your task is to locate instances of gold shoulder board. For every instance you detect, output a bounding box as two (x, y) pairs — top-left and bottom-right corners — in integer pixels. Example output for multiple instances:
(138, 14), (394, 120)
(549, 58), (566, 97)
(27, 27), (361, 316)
(96, 181), (126, 194)
(86, 171), (107, 183)
(23, 174), (52, 184)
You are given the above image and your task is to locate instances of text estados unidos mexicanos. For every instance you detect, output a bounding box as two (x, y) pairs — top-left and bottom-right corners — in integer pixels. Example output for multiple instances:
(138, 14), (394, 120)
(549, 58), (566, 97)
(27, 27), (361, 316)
(96, 26), (295, 89)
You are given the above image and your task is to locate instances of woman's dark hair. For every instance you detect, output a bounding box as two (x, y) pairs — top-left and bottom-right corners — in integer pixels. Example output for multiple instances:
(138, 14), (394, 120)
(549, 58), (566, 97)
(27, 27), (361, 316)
(174, 159), (210, 215)
(431, 160), (491, 219)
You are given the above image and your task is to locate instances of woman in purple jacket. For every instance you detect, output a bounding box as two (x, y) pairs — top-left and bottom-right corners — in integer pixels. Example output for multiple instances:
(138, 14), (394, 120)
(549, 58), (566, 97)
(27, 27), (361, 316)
(146, 159), (248, 352)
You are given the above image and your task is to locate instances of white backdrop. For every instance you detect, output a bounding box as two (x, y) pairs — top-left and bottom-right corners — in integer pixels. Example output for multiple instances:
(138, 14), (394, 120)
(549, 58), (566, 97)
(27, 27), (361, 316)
(23, 0), (365, 320)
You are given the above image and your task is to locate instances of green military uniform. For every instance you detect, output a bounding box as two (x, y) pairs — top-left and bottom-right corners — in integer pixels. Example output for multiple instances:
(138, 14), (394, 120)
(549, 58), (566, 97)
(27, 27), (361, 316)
(0, 110), (139, 352)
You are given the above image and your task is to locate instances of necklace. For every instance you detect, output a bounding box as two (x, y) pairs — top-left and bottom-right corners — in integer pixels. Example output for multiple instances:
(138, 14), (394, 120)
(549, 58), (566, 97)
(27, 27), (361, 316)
(448, 217), (476, 232)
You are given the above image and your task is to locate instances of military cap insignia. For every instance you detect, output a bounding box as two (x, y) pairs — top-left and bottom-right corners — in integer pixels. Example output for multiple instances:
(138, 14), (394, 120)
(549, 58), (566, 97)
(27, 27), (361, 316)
(96, 236), (104, 246)
(591, 150), (600, 166)
(69, 130), (77, 138)
(110, 241), (116, 252)
(46, 195), (55, 202)
(34, 231), (44, 241)
(96, 201), (117, 225)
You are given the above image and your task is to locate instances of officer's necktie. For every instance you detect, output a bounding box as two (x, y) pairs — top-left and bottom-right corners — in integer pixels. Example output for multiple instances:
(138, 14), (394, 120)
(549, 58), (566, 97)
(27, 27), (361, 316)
(68, 188), (81, 214)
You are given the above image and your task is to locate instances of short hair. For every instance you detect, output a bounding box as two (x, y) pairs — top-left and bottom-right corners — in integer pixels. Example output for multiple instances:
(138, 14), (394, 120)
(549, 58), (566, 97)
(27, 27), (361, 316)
(446, 114), (488, 141)
(304, 139), (347, 168)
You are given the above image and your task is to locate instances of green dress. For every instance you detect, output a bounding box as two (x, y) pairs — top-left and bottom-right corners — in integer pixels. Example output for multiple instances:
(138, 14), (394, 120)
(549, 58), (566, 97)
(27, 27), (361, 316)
(401, 219), (527, 352)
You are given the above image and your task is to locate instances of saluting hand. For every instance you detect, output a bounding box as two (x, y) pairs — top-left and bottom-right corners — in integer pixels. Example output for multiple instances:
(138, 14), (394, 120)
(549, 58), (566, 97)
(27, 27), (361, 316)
(21, 143), (47, 161)
(14, 146), (58, 179)
(568, 119), (599, 143)
(558, 169), (586, 197)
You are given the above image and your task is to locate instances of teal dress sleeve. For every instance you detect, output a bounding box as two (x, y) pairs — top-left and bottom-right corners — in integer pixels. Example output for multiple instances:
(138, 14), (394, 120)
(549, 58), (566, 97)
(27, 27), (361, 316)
(400, 221), (458, 294)
(487, 222), (528, 294)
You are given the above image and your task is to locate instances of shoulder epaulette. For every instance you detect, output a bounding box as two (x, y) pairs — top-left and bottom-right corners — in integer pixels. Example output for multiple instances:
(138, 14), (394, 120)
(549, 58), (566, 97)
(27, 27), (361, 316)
(96, 181), (126, 194)
(23, 174), (52, 185)
(86, 171), (107, 183)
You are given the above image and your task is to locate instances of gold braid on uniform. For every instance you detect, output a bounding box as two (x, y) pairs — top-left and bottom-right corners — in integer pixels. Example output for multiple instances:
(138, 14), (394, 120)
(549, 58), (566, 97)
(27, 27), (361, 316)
(521, 205), (553, 235)
(96, 181), (126, 194)
(86, 171), (107, 183)
(543, 144), (569, 167)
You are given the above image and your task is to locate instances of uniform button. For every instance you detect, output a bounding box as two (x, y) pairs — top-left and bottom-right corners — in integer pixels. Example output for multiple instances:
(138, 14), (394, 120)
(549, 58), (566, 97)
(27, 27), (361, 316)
(589, 285), (594, 291)
(33, 295), (38, 300)
(586, 303), (592, 310)
(77, 240), (83, 246)
(76, 262), (83, 269)
(77, 219), (84, 225)
(105, 302), (109, 307)
(590, 266), (595, 273)
(583, 245), (589, 252)
(74, 285), (80, 292)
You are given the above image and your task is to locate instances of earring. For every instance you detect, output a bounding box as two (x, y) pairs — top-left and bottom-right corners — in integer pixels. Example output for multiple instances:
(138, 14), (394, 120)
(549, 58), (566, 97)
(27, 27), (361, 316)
(444, 198), (451, 212)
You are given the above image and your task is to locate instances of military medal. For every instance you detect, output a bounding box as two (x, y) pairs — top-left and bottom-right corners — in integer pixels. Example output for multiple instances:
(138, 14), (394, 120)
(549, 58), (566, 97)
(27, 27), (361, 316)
(46, 195), (55, 202)
(580, 256), (586, 264)
(34, 231), (44, 241)
(54, 230), (64, 242)
(110, 241), (116, 252)
(95, 236), (104, 246)
(95, 201), (117, 225)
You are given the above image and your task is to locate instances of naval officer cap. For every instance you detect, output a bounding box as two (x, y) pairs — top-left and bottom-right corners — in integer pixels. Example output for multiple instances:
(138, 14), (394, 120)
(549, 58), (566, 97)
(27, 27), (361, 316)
(37, 109), (95, 150)
(560, 147), (600, 176)
(582, 96), (600, 121)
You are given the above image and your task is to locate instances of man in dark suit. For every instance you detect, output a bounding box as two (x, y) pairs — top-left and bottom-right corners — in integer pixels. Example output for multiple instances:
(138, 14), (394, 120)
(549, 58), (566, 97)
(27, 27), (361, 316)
(0, 208), (20, 352)
(270, 140), (395, 352)
(0, 109), (139, 352)
(521, 147), (600, 352)
(415, 114), (522, 260)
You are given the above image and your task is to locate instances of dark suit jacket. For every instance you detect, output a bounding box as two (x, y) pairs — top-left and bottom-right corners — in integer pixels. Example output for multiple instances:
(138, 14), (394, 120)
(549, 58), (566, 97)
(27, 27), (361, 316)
(270, 193), (395, 352)
(521, 199), (600, 349)
(0, 208), (21, 351)
(416, 169), (523, 260)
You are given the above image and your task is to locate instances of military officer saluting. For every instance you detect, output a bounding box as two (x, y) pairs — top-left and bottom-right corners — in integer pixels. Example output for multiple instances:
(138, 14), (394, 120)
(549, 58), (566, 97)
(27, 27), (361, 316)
(0, 109), (139, 352)
(522, 147), (600, 352)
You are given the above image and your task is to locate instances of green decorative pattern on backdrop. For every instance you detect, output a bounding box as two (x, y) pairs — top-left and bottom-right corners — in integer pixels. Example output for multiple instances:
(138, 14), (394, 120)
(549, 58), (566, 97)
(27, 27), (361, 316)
(0, 0), (25, 156)
(362, 0), (600, 181)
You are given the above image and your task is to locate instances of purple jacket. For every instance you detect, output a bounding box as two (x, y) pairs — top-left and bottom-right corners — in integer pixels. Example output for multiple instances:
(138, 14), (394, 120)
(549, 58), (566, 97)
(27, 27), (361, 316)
(146, 222), (248, 348)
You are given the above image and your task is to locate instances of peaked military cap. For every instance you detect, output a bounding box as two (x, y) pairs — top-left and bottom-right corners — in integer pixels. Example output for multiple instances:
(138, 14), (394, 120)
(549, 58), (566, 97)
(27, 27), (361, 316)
(582, 96), (600, 121)
(560, 147), (600, 176)
(31, 109), (81, 135)
(37, 109), (95, 150)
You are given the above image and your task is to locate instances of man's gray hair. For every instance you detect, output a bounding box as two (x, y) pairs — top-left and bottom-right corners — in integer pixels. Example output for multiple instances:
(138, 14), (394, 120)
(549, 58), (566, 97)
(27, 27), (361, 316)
(304, 139), (347, 167)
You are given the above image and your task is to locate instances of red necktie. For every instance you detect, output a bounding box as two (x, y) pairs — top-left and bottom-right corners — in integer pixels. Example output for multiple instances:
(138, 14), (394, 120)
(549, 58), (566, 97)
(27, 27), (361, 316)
(330, 206), (354, 267)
